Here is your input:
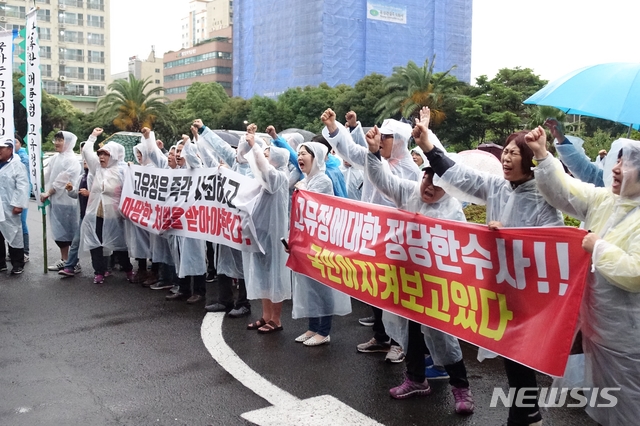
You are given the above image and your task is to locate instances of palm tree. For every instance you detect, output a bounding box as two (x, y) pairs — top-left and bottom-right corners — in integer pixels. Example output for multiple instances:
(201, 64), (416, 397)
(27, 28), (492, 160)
(374, 56), (462, 125)
(96, 75), (171, 132)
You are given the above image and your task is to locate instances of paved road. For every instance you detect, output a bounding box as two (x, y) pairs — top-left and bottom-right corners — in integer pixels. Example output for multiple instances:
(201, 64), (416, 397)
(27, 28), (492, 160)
(0, 202), (597, 425)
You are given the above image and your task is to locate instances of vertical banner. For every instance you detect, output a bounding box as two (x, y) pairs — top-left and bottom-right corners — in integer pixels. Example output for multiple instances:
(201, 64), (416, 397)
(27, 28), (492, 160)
(22, 10), (43, 206)
(0, 30), (15, 139)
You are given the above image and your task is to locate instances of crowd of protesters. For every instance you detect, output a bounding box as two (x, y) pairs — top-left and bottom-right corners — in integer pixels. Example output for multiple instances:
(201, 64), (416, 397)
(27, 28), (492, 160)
(2, 104), (638, 426)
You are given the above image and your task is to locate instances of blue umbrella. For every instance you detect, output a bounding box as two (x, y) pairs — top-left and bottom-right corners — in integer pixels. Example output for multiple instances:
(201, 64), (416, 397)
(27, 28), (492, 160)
(524, 62), (640, 129)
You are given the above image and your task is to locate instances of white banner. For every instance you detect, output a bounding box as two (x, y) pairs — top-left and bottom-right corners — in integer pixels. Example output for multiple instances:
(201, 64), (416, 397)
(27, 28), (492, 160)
(120, 164), (264, 252)
(0, 30), (15, 140)
(25, 10), (43, 205)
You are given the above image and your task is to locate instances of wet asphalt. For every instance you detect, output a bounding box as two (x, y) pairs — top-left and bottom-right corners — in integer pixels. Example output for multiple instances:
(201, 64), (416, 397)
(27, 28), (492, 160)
(0, 202), (597, 426)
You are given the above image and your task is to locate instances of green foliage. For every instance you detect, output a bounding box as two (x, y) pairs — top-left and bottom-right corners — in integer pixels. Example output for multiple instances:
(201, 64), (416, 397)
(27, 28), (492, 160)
(332, 74), (387, 127)
(582, 128), (615, 160)
(96, 75), (170, 132)
(463, 204), (486, 224)
(184, 82), (229, 127)
(215, 97), (252, 130)
(564, 214), (581, 227)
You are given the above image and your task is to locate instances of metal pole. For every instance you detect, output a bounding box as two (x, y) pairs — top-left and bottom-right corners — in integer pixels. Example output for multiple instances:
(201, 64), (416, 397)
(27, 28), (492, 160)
(628, 124), (633, 139)
(40, 160), (47, 274)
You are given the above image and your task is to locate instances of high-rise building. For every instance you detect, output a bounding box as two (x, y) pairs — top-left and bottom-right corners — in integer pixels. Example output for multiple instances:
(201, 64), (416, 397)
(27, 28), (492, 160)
(180, 0), (233, 49)
(1, 0), (110, 112)
(233, 0), (472, 98)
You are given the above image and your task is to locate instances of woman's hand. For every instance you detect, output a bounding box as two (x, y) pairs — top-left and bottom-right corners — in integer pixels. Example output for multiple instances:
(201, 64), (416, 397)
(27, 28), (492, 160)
(412, 121), (434, 153)
(321, 108), (338, 133)
(582, 232), (600, 254)
(365, 126), (381, 154)
(488, 221), (503, 231)
(65, 182), (73, 192)
(78, 188), (90, 197)
(525, 126), (548, 159)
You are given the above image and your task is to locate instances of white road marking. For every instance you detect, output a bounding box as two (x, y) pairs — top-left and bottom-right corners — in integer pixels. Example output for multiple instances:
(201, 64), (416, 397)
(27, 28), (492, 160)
(201, 313), (383, 426)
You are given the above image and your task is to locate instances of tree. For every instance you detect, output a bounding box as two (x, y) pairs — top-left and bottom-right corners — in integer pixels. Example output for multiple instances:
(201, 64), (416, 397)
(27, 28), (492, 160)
(184, 82), (229, 127)
(42, 92), (81, 135)
(333, 73), (388, 127)
(374, 56), (462, 125)
(215, 97), (252, 130)
(95, 75), (170, 132)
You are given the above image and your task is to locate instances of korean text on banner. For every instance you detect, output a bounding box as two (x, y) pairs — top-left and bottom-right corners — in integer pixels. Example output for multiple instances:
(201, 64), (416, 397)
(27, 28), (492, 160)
(286, 190), (591, 377)
(24, 10), (43, 205)
(119, 164), (262, 252)
(0, 30), (15, 140)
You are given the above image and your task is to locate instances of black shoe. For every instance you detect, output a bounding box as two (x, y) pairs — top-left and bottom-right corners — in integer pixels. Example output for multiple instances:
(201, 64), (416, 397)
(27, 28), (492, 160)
(205, 272), (217, 283)
(0, 265), (7, 272)
(10, 267), (24, 275)
(204, 302), (230, 313)
(358, 316), (375, 327)
(165, 292), (187, 301)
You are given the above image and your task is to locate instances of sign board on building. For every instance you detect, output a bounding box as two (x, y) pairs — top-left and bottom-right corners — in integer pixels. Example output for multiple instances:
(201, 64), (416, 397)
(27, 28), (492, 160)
(367, 2), (407, 24)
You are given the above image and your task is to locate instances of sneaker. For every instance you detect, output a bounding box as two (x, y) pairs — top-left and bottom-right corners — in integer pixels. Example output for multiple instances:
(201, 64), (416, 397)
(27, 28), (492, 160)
(358, 315), (375, 327)
(385, 345), (406, 363)
(141, 274), (160, 287)
(104, 271), (112, 278)
(205, 302), (229, 313)
(150, 281), (174, 290)
(425, 355), (434, 368)
(389, 376), (431, 399)
(93, 274), (105, 284)
(357, 338), (391, 353)
(205, 272), (217, 283)
(126, 271), (135, 282)
(48, 259), (65, 271)
(129, 270), (147, 283)
(23, 254), (29, 263)
(452, 386), (475, 414)
(74, 264), (82, 274)
(425, 366), (450, 380)
(0, 265), (8, 272)
(10, 267), (24, 275)
(58, 268), (75, 277)
(227, 306), (251, 318)
(170, 285), (180, 294)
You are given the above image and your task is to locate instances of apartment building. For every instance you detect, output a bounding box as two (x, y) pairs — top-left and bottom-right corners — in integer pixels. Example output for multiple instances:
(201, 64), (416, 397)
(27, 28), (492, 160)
(1, 0), (110, 112)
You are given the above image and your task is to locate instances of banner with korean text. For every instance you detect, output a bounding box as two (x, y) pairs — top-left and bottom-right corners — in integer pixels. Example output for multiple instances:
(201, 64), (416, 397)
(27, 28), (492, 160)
(286, 190), (591, 376)
(22, 10), (43, 205)
(120, 165), (263, 252)
(0, 30), (15, 140)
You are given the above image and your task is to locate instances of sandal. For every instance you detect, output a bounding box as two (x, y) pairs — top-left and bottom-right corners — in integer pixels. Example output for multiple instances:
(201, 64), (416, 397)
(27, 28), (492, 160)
(247, 318), (266, 330)
(257, 320), (284, 334)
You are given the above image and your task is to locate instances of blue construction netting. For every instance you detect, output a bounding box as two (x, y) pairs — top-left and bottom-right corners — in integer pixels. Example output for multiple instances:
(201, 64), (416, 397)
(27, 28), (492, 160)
(233, 0), (472, 99)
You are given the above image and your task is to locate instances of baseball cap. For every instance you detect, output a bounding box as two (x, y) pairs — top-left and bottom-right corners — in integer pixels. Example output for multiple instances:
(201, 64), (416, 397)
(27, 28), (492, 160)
(0, 137), (14, 148)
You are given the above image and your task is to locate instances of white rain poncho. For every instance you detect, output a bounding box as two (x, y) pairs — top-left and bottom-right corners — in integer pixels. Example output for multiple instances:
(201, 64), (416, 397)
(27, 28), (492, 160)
(365, 151), (465, 361)
(81, 140), (128, 251)
(339, 161), (363, 201)
(283, 133), (303, 151)
(124, 143), (152, 259)
(534, 141), (640, 426)
(241, 143), (291, 302)
(411, 146), (429, 170)
(292, 142), (351, 318)
(169, 140), (206, 278)
(323, 121), (423, 207)
(140, 132), (174, 265)
(44, 131), (81, 242)
(0, 139), (30, 248)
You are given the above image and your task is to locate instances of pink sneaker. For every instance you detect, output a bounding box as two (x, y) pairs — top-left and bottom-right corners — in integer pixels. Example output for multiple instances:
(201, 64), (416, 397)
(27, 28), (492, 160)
(104, 271), (112, 278)
(452, 386), (475, 414)
(126, 271), (135, 282)
(93, 274), (105, 284)
(389, 376), (431, 399)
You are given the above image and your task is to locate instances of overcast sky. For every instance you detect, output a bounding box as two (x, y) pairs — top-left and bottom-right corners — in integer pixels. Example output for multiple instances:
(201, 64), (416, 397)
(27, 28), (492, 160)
(110, 0), (640, 84)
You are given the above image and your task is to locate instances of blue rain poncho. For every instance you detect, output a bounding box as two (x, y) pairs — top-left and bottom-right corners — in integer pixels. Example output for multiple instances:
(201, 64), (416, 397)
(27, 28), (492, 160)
(291, 142), (351, 318)
(44, 131), (81, 242)
(0, 139), (30, 248)
(534, 141), (640, 426)
(241, 143), (291, 302)
(81, 140), (128, 251)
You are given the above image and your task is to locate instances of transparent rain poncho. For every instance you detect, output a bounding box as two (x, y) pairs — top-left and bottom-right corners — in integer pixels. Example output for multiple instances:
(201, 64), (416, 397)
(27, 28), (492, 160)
(411, 146), (429, 170)
(124, 143), (152, 259)
(81, 140), (128, 252)
(322, 120), (422, 208)
(169, 139), (206, 278)
(365, 151), (465, 361)
(291, 142), (351, 318)
(340, 161), (363, 201)
(240, 143), (291, 302)
(44, 131), (81, 242)
(0, 139), (30, 248)
(534, 140), (640, 425)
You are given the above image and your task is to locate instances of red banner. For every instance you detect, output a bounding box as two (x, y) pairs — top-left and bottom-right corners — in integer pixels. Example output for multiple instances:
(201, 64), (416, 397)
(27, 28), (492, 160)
(286, 190), (590, 376)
